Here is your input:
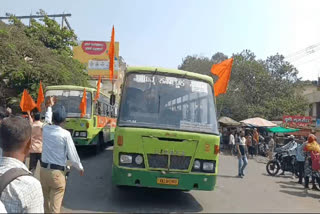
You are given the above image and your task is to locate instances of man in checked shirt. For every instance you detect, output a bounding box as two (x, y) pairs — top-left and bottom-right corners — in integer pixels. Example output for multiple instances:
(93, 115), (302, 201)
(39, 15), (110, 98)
(0, 116), (44, 213)
(40, 97), (84, 213)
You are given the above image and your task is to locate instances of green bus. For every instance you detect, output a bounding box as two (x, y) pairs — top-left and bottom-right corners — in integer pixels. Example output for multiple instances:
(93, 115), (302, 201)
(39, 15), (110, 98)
(112, 67), (220, 191)
(45, 85), (118, 151)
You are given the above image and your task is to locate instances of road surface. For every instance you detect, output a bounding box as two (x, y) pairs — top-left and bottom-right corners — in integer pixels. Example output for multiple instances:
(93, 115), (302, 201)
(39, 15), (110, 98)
(41, 148), (320, 213)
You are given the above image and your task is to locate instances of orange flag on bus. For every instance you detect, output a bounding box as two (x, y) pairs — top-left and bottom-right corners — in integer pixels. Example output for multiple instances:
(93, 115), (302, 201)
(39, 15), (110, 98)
(20, 89), (37, 112)
(94, 76), (101, 102)
(79, 88), (87, 118)
(108, 26), (115, 81)
(36, 81), (45, 111)
(211, 58), (234, 97)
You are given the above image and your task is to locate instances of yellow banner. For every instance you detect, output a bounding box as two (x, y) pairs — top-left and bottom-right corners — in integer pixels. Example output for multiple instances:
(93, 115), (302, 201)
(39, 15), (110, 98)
(73, 41), (120, 79)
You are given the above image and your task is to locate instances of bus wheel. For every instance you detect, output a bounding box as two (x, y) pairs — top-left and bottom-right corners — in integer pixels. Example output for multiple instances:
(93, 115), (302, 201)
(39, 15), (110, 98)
(95, 133), (103, 154)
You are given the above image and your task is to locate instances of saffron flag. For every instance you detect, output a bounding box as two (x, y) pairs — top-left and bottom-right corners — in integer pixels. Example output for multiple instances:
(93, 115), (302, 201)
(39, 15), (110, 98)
(20, 89), (37, 112)
(79, 88), (87, 118)
(211, 58), (234, 97)
(108, 26), (115, 81)
(36, 81), (45, 111)
(94, 76), (101, 102)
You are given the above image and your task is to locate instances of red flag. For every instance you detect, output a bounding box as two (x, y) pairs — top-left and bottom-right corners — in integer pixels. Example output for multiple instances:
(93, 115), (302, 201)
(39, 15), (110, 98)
(36, 81), (45, 111)
(20, 89), (37, 112)
(94, 76), (101, 102)
(108, 26), (115, 81)
(79, 88), (87, 118)
(211, 58), (234, 97)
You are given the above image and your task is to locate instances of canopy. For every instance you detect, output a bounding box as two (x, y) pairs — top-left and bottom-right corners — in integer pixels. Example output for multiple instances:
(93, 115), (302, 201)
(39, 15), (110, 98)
(240, 117), (277, 127)
(266, 126), (300, 133)
(218, 116), (240, 126)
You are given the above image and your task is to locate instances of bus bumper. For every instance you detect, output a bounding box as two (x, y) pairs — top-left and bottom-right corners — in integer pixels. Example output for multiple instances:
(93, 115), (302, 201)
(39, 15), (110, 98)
(112, 165), (216, 191)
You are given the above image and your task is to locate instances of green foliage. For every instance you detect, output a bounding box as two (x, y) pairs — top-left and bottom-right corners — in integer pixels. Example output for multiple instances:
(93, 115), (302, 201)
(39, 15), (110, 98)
(24, 11), (77, 56)
(178, 50), (308, 121)
(0, 12), (88, 112)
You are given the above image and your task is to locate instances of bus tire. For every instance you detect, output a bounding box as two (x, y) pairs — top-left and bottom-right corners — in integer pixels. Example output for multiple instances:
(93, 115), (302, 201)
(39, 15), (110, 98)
(95, 133), (104, 154)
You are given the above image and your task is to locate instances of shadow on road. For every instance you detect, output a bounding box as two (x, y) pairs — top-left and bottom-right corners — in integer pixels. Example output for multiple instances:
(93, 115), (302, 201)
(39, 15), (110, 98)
(217, 174), (239, 179)
(280, 190), (320, 198)
(262, 173), (295, 179)
(63, 149), (203, 213)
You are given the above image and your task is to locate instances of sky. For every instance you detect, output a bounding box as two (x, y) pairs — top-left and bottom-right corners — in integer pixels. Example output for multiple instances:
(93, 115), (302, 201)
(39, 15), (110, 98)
(1, 0), (320, 80)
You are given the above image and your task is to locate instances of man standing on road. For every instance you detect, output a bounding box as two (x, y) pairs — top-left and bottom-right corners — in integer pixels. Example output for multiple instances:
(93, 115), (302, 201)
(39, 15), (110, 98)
(229, 131), (235, 155)
(295, 139), (305, 184)
(268, 134), (276, 160)
(28, 112), (43, 174)
(237, 132), (248, 178)
(0, 116), (44, 213)
(41, 97), (84, 213)
(253, 128), (259, 156)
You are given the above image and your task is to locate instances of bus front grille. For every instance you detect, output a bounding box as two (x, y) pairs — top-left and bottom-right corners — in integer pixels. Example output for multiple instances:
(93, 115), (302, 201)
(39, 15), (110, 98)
(147, 154), (168, 169)
(170, 156), (191, 170)
(147, 154), (191, 170)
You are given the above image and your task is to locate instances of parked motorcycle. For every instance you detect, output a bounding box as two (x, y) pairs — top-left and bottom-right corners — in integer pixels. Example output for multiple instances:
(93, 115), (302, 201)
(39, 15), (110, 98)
(266, 141), (298, 176)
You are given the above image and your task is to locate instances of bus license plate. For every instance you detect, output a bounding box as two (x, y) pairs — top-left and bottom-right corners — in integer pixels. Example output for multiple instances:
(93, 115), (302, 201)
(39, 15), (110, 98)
(157, 178), (179, 186)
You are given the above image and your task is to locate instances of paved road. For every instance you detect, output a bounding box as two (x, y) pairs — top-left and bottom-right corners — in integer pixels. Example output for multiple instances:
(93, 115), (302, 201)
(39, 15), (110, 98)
(56, 148), (320, 213)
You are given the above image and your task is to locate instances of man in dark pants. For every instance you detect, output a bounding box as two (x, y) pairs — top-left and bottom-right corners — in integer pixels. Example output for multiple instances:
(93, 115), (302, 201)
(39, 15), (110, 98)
(28, 112), (43, 174)
(295, 140), (305, 184)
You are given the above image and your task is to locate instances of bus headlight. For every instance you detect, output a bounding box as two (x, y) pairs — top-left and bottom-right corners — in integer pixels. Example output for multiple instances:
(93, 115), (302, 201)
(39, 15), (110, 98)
(135, 155), (143, 165)
(119, 153), (145, 168)
(193, 160), (201, 170)
(79, 131), (87, 137)
(203, 162), (214, 171)
(74, 132), (79, 137)
(120, 154), (132, 164)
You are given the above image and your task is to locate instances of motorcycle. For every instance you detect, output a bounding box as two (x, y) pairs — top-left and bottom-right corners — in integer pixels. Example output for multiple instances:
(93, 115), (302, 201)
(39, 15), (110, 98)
(266, 141), (298, 176)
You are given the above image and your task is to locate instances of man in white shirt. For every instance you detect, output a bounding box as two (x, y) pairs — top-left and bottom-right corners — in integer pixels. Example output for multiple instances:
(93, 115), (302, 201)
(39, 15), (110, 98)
(0, 116), (44, 213)
(41, 97), (84, 213)
(229, 131), (235, 154)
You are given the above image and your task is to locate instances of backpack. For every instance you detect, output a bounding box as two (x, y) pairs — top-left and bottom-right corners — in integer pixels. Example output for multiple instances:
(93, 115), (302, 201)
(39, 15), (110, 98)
(310, 151), (320, 171)
(0, 168), (31, 212)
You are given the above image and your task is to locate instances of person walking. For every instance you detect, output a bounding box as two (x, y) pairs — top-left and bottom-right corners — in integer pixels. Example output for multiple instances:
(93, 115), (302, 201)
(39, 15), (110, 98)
(0, 116), (44, 213)
(229, 131), (235, 155)
(303, 134), (320, 195)
(40, 97), (84, 213)
(27, 112), (44, 174)
(237, 132), (248, 178)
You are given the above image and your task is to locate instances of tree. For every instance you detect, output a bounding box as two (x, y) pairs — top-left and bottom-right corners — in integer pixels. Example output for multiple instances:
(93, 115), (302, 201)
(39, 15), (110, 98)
(24, 10), (77, 56)
(178, 50), (308, 121)
(0, 14), (88, 112)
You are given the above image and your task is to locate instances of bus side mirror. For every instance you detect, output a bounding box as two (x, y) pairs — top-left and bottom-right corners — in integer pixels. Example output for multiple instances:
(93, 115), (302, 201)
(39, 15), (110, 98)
(110, 94), (116, 106)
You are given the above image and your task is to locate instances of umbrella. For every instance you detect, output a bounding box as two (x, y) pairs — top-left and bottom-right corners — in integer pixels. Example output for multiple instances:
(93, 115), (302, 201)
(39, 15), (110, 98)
(219, 116), (240, 126)
(266, 126), (300, 133)
(240, 117), (277, 127)
(219, 117), (240, 126)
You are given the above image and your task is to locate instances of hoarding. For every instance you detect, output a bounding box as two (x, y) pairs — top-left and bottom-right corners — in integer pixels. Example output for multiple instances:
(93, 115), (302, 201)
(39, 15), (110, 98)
(282, 115), (312, 127)
(73, 41), (120, 80)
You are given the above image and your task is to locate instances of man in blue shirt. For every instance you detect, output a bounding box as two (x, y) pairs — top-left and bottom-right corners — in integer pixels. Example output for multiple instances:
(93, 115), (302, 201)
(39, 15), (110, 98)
(295, 140), (305, 184)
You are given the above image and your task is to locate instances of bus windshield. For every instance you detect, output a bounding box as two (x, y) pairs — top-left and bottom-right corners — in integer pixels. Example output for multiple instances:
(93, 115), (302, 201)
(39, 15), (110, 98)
(45, 89), (92, 118)
(119, 73), (218, 134)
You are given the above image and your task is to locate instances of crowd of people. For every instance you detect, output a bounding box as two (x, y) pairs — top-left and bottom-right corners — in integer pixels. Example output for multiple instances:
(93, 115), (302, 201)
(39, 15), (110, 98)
(0, 97), (84, 213)
(223, 126), (320, 194)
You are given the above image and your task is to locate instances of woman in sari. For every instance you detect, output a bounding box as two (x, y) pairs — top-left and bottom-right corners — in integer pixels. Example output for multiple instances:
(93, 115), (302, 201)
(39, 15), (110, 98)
(303, 134), (320, 194)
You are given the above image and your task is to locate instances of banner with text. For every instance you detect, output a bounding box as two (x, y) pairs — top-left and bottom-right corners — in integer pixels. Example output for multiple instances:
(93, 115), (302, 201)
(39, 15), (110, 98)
(73, 41), (120, 80)
(283, 115), (313, 127)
